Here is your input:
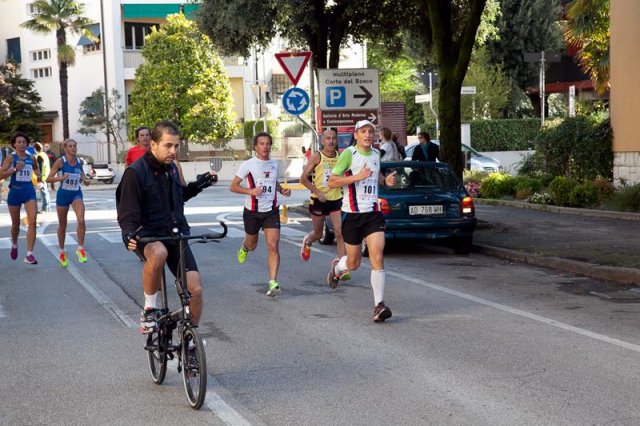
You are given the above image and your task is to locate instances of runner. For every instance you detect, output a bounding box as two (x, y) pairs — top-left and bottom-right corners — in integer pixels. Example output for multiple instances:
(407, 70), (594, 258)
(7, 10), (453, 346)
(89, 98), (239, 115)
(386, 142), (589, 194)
(327, 120), (397, 322)
(46, 139), (91, 267)
(299, 129), (345, 262)
(230, 132), (291, 297)
(0, 132), (41, 264)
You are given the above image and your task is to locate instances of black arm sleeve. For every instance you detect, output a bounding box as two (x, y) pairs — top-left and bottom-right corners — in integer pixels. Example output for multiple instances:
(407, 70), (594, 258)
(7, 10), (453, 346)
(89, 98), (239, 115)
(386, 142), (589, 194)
(116, 168), (143, 236)
(183, 181), (201, 202)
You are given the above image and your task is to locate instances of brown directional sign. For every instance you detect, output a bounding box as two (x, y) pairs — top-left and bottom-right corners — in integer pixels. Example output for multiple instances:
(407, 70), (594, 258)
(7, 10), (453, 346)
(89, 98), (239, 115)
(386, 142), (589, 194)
(320, 109), (378, 127)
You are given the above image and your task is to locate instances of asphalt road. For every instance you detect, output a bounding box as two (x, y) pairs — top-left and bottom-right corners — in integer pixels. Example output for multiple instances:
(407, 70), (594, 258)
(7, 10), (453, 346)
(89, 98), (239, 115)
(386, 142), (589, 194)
(1, 185), (640, 425)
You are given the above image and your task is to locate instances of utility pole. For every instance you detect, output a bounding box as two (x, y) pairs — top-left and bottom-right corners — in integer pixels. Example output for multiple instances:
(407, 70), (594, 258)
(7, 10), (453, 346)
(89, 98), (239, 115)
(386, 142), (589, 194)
(99, 0), (111, 163)
(540, 51), (546, 126)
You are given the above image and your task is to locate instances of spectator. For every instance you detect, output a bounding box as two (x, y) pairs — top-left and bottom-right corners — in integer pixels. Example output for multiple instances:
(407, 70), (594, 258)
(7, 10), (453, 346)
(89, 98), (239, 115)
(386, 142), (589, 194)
(34, 142), (51, 213)
(392, 133), (406, 159)
(44, 143), (58, 190)
(379, 127), (401, 161)
(125, 126), (151, 166)
(412, 131), (439, 162)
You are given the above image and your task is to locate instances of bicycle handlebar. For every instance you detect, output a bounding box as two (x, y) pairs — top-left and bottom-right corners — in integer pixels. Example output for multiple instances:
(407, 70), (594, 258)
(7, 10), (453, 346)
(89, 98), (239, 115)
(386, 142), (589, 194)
(137, 221), (227, 244)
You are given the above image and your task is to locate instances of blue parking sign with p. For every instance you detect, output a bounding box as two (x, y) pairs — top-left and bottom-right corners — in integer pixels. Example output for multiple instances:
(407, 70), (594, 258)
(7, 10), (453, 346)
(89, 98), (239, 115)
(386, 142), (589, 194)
(326, 86), (346, 107)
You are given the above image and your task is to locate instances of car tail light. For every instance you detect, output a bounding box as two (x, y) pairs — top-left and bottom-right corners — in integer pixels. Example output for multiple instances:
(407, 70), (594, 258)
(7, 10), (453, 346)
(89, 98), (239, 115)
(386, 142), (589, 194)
(461, 196), (474, 216)
(378, 198), (391, 215)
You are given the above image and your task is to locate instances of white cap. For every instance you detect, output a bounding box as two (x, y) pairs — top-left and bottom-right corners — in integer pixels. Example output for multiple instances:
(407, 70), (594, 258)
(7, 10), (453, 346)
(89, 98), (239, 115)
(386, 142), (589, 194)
(354, 120), (375, 131)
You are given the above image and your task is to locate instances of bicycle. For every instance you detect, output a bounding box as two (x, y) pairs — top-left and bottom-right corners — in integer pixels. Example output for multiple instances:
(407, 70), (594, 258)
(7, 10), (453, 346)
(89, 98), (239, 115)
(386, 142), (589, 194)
(137, 221), (227, 409)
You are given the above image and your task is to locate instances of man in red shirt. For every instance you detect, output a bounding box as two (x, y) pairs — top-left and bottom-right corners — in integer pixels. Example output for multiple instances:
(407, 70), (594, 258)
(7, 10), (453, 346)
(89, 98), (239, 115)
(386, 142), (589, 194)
(125, 127), (151, 166)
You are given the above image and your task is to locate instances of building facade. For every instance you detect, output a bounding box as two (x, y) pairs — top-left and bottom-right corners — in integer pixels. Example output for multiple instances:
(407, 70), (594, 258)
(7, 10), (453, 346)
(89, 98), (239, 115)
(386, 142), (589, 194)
(1, 0), (366, 163)
(610, 0), (640, 185)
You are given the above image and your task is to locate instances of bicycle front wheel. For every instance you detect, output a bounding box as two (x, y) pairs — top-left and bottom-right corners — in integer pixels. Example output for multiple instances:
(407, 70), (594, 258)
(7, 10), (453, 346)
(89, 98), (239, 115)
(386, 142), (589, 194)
(146, 327), (167, 384)
(181, 327), (207, 409)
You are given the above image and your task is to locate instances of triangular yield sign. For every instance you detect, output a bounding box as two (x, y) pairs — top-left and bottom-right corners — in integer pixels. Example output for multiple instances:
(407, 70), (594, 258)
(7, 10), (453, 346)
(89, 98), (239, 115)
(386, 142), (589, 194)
(275, 51), (312, 86)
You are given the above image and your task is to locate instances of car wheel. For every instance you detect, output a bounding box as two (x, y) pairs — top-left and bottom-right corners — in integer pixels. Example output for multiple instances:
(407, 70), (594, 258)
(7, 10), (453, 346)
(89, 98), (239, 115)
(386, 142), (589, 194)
(104, 178), (114, 185)
(452, 236), (473, 255)
(319, 222), (334, 245)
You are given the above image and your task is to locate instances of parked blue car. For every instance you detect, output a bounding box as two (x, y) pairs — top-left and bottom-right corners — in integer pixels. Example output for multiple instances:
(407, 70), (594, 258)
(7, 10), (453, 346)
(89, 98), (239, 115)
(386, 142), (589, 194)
(320, 161), (477, 255)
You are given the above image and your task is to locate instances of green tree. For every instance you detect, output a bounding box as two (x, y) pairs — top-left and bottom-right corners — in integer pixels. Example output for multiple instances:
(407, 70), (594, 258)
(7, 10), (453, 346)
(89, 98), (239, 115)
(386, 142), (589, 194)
(565, 0), (610, 95)
(368, 40), (424, 133)
(486, 0), (565, 115)
(400, 0), (495, 178)
(197, 0), (401, 68)
(461, 47), (511, 120)
(0, 65), (44, 142)
(127, 13), (238, 146)
(78, 88), (126, 155)
(0, 63), (15, 121)
(21, 0), (95, 139)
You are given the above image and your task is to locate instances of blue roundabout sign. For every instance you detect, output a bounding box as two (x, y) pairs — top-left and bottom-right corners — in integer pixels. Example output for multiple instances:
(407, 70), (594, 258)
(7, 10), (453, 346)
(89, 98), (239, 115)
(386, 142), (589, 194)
(282, 87), (310, 115)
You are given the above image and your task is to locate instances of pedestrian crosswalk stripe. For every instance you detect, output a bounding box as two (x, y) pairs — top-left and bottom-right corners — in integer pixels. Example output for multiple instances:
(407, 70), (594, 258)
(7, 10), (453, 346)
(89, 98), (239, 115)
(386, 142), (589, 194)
(98, 232), (124, 244)
(212, 227), (245, 239)
(39, 234), (77, 247)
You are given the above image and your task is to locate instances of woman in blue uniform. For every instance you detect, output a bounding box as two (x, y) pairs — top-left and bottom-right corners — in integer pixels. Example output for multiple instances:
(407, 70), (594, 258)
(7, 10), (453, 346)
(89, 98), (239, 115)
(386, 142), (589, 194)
(46, 139), (91, 267)
(0, 132), (41, 264)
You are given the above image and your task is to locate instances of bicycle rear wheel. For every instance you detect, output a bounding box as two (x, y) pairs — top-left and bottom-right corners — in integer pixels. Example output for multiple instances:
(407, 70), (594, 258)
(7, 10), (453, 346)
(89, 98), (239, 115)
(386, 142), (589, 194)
(146, 327), (167, 384)
(181, 327), (207, 409)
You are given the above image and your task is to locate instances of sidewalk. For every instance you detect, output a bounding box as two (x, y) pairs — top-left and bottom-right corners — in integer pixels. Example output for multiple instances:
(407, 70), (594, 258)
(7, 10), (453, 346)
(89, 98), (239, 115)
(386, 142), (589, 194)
(473, 200), (640, 286)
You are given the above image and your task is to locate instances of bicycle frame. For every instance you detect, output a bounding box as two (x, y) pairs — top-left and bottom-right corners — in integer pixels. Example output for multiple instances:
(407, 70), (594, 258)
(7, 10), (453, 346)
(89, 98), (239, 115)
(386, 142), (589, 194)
(137, 222), (227, 409)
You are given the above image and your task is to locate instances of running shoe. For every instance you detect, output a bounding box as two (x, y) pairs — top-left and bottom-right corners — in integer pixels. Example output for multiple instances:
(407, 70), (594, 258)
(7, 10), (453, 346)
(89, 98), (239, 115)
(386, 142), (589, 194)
(76, 248), (88, 263)
(373, 301), (392, 323)
(266, 280), (281, 297)
(24, 254), (38, 265)
(300, 234), (311, 261)
(326, 259), (351, 289)
(139, 308), (161, 333)
(59, 252), (68, 268)
(10, 246), (17, 260)
(237, 245), (248, 264)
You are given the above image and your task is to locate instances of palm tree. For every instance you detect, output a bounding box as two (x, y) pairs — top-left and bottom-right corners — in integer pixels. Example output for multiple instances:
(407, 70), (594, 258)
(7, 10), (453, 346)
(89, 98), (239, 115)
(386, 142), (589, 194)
(21, 0), (95, 139)
(565, 0), (610, 96)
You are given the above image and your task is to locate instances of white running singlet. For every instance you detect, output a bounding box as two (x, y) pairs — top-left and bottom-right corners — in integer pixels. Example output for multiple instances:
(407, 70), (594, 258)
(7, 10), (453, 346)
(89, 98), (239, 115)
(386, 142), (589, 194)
(332, 146), (381, 213)
(235, 157), (279, 212)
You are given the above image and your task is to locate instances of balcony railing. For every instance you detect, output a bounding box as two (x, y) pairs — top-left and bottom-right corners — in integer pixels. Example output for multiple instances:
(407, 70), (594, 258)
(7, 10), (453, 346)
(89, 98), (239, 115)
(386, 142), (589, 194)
(123, 50), (144, 69)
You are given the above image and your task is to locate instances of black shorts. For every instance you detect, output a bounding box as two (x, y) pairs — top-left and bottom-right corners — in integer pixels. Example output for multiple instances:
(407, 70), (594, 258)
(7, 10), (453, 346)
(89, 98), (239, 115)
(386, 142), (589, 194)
(243, 207), (280, 235)
(309, 198), (342, 216)
(341, 211), (386, 245)
(137, 241), (198, 276)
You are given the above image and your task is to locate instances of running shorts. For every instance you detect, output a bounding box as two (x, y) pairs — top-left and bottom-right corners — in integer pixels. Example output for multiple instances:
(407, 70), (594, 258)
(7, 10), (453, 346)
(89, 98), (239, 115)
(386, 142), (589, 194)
(243, 207), (280, 235)
(309, 198), (342, 217)
(341, 211), (385, 245)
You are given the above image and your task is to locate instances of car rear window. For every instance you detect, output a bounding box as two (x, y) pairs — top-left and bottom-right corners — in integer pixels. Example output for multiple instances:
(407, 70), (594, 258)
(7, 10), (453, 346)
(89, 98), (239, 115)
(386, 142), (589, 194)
(383, 165), (463, 192)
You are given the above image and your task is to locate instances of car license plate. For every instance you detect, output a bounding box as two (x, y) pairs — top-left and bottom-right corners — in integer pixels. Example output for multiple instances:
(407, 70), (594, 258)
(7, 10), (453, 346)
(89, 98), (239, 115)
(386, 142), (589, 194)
(409, 205), (443, 215)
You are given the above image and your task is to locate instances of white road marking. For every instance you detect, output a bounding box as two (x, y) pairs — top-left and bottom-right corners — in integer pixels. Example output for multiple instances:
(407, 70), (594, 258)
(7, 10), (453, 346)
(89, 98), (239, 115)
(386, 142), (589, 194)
(212, 227), (245, 239)
(34, 220), (254, 425)
(98, 232), (124, 244)
(165, 358), (252, 425)
(279, 227), (307, 238)
(39, 233), (77, 247)
(280, 238), (640, 354)
(0, 297), (6, 318)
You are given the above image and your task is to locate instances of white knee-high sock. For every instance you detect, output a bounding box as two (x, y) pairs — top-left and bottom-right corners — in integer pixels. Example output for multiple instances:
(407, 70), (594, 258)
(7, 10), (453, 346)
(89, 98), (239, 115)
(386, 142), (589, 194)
(144, 292), (159, 310)
(334, 255), (349, 275)
(371, 269), (385, 305)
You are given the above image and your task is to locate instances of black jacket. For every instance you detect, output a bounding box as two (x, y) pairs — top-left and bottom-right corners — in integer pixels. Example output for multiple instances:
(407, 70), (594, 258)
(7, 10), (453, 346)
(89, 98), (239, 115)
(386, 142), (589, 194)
(411, 142), (439, 162)
(116, 152), (201, 237)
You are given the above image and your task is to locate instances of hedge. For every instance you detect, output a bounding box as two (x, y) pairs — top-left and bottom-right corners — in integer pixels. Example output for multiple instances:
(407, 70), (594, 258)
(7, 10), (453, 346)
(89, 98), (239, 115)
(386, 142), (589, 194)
(470, 118), (540, 151)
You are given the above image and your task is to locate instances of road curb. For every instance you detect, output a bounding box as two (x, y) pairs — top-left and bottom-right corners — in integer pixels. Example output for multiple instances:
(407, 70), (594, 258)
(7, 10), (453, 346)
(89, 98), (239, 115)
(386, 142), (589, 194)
(476, 199), (640, 221)
(474, 244), (640, 286)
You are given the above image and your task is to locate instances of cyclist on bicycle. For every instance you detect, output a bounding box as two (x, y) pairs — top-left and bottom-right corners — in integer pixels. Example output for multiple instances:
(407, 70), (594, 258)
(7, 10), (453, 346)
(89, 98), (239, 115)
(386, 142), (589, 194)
(116, 120), (217, 332)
